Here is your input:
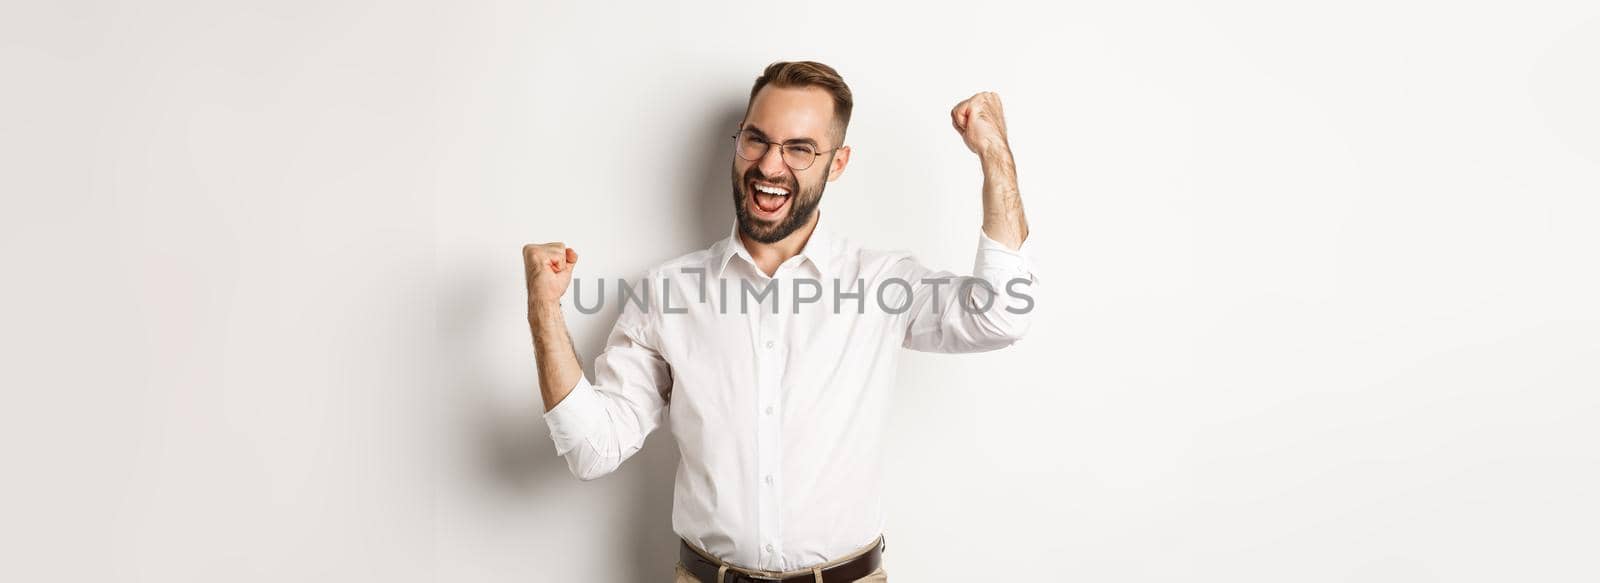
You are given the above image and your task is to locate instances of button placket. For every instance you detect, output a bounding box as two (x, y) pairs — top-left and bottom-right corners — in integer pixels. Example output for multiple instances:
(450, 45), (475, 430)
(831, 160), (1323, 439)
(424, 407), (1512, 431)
(754, 288), (784, 568)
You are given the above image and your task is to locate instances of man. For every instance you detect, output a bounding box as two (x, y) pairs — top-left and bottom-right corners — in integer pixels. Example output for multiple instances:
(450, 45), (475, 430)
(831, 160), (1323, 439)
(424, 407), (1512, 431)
(522, 61), (1036, 582)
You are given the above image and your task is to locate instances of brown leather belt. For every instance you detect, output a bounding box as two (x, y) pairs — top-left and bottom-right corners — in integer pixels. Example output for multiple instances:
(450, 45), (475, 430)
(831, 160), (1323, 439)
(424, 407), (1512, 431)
(678, 537), (885, 583)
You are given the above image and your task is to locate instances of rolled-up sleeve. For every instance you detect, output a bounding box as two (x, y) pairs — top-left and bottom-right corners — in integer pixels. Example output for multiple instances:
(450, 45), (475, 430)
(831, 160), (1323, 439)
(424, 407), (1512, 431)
(900, 228), (1039, 353)
(541, 280), (673, 481)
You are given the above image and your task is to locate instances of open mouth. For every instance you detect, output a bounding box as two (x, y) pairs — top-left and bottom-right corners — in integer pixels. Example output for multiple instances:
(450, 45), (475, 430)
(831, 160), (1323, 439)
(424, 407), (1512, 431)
(747, 180), (792, 219)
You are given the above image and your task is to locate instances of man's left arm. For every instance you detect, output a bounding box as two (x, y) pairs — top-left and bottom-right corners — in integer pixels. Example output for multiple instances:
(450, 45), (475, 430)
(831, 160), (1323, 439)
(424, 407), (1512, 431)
(952, 91), (1029, 250)
(900, 92), (1038, 353)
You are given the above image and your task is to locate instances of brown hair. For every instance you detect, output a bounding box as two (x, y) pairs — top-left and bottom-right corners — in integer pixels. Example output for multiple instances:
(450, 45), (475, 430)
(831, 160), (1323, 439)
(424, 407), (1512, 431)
(744, 60), (854, 144)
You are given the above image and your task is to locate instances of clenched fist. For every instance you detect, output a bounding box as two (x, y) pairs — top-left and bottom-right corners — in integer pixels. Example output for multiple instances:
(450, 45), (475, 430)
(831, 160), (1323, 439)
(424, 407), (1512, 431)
(523, 242), (578, 307)
(950, 91), (1010, 158)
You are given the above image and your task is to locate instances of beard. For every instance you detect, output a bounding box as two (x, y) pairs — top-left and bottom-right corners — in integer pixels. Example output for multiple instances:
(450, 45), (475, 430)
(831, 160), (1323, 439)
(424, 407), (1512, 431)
(730, 159), (828, 244)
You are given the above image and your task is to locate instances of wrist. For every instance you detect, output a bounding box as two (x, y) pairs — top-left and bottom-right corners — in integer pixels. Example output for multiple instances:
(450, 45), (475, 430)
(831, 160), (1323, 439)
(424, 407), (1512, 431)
(978, 141), (1013, 165)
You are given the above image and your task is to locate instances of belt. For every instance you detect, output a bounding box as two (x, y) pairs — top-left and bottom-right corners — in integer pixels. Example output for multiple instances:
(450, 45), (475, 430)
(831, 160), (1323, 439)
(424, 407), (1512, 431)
(678, 537), (885, 583)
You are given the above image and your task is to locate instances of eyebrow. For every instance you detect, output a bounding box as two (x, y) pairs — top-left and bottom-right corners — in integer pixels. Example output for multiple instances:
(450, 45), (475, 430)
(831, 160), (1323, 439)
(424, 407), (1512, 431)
(743, 124), (820, 148)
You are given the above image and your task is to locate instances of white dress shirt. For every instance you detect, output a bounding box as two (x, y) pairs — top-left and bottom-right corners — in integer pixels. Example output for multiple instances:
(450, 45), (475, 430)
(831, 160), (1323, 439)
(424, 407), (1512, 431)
(542, 209), (1038, 571)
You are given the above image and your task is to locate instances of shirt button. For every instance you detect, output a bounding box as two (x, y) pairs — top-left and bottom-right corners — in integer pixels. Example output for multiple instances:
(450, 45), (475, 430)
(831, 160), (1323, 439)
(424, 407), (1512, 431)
(765, 474), (774, 485)
(765, 406), (774, 416)
(765, 543), (775, 553)
(765, 340), (774, 349)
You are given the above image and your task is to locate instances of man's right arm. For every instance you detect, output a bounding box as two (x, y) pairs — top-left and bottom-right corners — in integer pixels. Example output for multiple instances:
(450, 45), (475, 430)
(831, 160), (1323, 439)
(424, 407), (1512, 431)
(524, 242), (585, 412)
(523, 242), (672, 481)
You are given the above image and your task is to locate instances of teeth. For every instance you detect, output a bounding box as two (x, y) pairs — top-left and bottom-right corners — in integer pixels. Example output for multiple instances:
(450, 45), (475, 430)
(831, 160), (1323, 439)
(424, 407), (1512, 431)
(754, 184), (789, 196)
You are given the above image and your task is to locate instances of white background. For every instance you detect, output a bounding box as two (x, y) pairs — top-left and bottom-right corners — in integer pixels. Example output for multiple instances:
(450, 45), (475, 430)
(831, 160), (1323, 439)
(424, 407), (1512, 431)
(2, 1), (1597, 581)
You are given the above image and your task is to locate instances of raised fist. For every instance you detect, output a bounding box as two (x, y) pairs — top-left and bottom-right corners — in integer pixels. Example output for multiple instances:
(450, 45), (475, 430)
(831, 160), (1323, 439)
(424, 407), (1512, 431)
(950, 91), (1010, 157)
(523, 242), (578, 306)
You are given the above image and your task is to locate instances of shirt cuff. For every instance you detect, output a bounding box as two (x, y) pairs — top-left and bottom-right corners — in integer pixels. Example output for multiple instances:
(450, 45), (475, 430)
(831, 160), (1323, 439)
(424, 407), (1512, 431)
(542, 375), (603, 457)
(975, 228), (1039, 284)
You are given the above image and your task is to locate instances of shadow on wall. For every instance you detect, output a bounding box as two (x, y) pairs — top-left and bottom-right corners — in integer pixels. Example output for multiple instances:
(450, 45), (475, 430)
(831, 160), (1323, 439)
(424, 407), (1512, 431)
(458, 97), (747, 581)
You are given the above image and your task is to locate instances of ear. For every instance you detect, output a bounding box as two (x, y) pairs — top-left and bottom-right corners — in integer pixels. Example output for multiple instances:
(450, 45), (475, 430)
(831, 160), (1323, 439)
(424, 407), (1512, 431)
(825, 145), (851, 182)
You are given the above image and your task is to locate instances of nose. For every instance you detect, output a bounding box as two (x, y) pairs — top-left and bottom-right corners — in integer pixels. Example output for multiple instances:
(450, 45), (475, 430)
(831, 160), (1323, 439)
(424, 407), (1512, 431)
(757, 142), (790, 178)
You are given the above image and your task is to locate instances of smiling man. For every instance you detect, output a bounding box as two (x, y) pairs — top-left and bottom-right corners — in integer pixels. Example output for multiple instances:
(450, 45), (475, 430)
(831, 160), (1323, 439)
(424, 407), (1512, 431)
(522, 61), (1036, 582)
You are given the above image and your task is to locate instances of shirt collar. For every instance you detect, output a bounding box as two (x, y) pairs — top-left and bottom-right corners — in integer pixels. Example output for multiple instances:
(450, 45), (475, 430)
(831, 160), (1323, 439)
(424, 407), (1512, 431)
(715, 209), (835, 278)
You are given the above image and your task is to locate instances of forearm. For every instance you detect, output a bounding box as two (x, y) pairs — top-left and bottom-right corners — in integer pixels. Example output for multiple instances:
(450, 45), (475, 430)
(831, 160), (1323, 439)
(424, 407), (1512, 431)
(529, 300), (584, 412)
(978, 145), (1028, 250)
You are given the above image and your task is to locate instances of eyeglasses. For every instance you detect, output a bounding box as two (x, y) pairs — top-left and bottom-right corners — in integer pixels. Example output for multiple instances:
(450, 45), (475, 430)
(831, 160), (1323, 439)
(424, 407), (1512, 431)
(732, 129), (841, 171)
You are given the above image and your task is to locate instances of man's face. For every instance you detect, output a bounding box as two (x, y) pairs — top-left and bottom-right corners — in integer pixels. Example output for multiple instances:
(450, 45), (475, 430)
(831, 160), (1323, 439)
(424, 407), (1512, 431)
(730, 86), (849, 244)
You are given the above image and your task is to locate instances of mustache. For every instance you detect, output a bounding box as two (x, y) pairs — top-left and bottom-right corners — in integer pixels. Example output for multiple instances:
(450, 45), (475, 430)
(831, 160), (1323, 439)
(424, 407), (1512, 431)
(743, 166), (796, 192)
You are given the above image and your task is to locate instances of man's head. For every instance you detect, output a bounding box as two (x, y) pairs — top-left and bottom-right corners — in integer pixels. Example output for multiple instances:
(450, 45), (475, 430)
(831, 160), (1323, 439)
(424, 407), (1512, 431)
(730, 61), (853, 244)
